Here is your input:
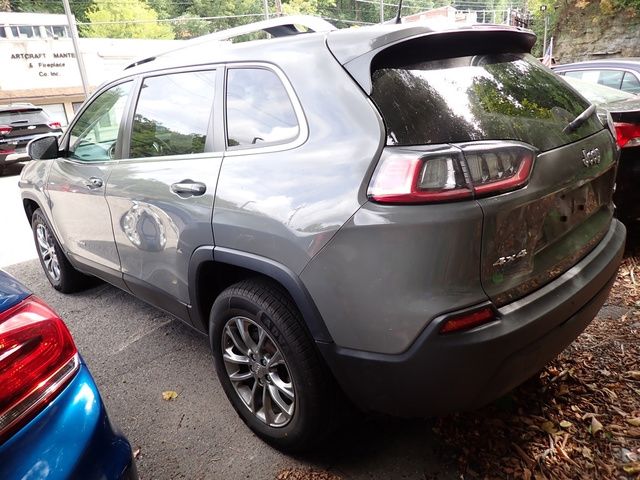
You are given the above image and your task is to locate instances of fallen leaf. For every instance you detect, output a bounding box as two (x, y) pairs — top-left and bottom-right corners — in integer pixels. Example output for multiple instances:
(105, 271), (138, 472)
(162, 390), (178, 401)
(523, 468), (532, 480)
(626, 418), (640, 427)
(627, 427), (640, 438)
(582, 446), (594, 461)
(542, 421), (558, 435)
(560, 420), (573, 429)
(627, 371), (640, 380)
(623, 462), (640, 474)
(133, 447), (141, 459)
(591, 417), (603, 435)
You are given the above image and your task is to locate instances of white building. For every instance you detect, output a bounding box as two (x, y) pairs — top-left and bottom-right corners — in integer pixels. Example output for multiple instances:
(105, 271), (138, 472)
(0, 12), (182, 126)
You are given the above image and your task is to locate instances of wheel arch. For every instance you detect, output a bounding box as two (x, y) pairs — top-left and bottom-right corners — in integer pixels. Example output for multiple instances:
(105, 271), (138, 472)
(188, 246), (333, 343)
(22, 196), (41, 223)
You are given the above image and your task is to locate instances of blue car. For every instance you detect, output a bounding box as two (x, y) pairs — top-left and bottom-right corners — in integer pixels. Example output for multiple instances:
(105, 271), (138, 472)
(0, 271), (137, 479)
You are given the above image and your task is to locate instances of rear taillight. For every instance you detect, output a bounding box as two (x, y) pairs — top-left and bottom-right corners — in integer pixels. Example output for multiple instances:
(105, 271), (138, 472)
(439, 306), (497, 334)
(0, 296), (79, 442)
(614, 122), (640, 149)
(0, 125), (12, 136)
(47, 121), (62, 130)
(368, 143), (535, 204)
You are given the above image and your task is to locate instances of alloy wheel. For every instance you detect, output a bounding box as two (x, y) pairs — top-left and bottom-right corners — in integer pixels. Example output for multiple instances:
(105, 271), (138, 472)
(36, 223), (61, 282)
(221, 316), (295, 427)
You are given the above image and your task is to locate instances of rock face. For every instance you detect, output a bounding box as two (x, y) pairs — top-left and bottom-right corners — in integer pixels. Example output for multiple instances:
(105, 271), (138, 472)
(553, 3), (640, 63)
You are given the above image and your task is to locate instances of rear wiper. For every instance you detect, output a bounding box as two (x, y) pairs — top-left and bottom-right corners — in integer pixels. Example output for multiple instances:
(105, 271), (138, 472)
(563, 104), (596, 134)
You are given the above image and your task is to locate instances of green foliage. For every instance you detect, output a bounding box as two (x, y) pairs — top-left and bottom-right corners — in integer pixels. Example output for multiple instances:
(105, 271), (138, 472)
(527, 0), (558, 57)
(82, 0), (174, 39)
(9, 0), (92, 21)
(171, 14), (210, 39)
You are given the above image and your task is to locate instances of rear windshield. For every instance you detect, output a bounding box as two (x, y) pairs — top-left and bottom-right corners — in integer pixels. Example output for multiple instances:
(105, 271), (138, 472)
(0, 109), (48, 125)
(371, 53), (603, 152)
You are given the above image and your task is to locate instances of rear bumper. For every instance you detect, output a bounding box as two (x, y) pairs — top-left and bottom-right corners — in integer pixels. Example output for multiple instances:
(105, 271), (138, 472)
(0, 361), (137, 480)
(318, 219), (626, 416)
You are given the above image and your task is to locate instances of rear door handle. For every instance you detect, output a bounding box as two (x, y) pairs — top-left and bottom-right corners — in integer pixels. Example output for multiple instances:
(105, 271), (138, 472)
(84, 177), (103, 189)
(170, 180), (206, 197)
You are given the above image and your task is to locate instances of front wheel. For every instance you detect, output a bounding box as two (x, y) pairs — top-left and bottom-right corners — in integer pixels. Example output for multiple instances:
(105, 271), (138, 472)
(209, 278), (343, 451)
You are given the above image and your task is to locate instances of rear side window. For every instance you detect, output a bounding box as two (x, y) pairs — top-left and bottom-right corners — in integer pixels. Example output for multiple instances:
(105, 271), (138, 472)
(225, 68), (299, 149)
(371, 53), (602, 152)
(622, 72), (640, 94)
(130, 70), (216, 158)
(0, 109), (48, 125)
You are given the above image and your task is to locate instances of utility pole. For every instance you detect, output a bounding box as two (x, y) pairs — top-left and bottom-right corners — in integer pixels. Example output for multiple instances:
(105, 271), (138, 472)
(540, 4), (548, 54)
(263, 0), (270, 19)
(380, 0), (384, 23)
(62, 0), (90, 100)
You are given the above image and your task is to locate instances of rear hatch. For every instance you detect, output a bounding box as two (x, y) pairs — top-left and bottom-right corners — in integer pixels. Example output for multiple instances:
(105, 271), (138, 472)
(0, 108), (59, 152)
(330, 27), (618, 306)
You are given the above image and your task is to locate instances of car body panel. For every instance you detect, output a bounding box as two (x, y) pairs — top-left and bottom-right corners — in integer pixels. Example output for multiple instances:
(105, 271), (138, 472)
(47, 159), (121, 271)
(0, 270), (29, 310)
(300, 200), (487, 354)
(107, 155), (221, 310)
(318, 219), (625, 415)
(212, 38), (385, 275)
(0, 362), (136, 480)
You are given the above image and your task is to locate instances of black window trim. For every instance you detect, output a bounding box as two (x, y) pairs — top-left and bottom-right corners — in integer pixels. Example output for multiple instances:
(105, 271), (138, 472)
(223, 62), (308, 156)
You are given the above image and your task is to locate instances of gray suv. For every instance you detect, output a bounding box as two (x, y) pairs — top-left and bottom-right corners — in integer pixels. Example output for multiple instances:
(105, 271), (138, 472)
(19, 17), (626, 451)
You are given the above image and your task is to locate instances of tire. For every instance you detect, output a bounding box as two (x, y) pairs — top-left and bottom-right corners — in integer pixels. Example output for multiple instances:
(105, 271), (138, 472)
(31, 208), (90, 293)
(209, 278), (343, 452)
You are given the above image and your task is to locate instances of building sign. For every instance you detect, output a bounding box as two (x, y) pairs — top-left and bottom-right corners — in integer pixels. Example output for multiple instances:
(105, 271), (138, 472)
(1, 39), (82, 91)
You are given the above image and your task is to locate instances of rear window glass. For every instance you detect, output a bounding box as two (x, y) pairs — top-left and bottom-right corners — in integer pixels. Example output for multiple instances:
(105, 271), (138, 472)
(0, 109), (48, 125)
(371, 53), (602, 152)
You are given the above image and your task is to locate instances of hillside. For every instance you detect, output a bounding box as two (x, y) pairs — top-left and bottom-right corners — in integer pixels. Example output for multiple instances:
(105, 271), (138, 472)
(553, 0), (640, 62)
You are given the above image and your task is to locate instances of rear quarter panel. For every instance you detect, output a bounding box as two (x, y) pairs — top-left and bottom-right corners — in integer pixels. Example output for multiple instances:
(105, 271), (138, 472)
(212, 36), (385, 274)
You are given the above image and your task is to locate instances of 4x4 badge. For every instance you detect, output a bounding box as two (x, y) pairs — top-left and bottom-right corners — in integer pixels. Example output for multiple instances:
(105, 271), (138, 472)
(582, 148), (601, 167)
(493, 249), (528, 267)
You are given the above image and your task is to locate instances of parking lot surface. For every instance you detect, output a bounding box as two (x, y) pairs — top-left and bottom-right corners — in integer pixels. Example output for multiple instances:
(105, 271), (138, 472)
(2, 165), (456, 479)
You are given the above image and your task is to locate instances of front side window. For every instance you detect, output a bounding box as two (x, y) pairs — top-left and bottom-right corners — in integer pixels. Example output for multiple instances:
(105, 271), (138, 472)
(129, 70), (216, 158)
(225, 68), (299, 148)
(68, 81), (132, 162)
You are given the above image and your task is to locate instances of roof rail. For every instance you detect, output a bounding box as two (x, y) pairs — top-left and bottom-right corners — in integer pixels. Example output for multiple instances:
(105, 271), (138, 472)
(125, 15), (336, 70)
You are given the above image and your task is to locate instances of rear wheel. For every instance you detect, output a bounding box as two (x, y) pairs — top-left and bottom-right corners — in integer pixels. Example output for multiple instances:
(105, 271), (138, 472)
(31, 208), (90, 293)
(209, 278), (342, 451)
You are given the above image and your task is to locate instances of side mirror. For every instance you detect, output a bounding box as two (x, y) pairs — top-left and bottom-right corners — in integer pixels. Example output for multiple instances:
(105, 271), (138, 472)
(28, 135), (60, 160)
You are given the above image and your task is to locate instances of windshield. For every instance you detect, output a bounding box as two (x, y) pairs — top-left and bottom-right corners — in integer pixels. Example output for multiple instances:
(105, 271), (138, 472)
(371, 53), (603, 152)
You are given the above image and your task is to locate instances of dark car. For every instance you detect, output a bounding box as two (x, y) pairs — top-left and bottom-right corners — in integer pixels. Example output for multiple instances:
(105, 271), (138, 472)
(0, 270), (137, 479)
(20, 16), (625, 451)
(0, 104), (63, 175)
(562, 75), (640, 223)
(553, 59), (640, 95)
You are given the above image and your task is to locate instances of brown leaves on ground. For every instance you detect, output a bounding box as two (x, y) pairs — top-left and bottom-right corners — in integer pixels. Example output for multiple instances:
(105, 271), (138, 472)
(275, 468), (341, 480)
(433, 255), (640, 479)
(609, 257), (640, 307)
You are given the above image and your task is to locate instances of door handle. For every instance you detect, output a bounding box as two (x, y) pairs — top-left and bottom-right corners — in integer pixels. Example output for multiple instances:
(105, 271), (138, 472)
(170, 180), (206, 197)
(84, 177), (103, 189)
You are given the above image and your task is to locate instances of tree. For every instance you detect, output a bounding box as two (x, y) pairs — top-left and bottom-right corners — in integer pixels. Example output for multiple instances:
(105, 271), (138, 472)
(172, 14), (211, 39)
(82, 0), (174, 39)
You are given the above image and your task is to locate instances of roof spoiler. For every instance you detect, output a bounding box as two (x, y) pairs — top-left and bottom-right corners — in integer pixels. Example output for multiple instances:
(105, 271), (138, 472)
(125, 15), (337, 70)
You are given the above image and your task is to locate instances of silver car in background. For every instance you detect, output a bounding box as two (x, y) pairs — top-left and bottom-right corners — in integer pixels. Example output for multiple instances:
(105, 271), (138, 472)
(19, 17), (625, 451)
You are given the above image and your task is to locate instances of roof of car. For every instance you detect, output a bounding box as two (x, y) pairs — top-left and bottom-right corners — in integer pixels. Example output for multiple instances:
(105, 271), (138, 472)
(0, 103), (40, 112)
(554, 58), (640, 70)
(122, 20), (535, 79)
